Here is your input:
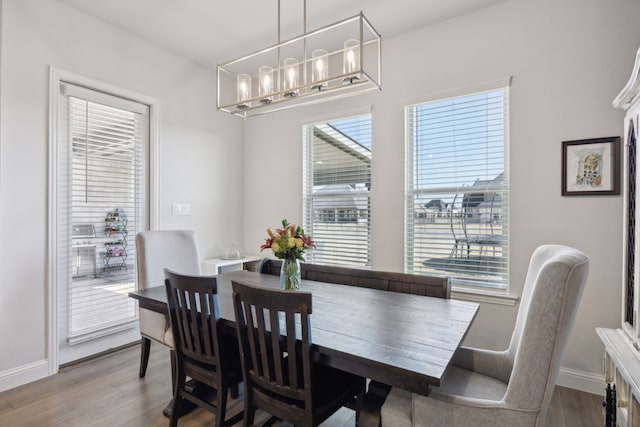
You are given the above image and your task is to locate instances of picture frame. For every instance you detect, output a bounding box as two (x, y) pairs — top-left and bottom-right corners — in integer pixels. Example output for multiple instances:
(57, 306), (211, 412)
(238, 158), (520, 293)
(562, 136), (620, 196)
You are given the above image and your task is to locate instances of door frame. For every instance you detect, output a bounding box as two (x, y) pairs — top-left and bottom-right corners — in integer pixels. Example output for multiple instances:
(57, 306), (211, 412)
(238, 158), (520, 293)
(47, 66), (159, 373)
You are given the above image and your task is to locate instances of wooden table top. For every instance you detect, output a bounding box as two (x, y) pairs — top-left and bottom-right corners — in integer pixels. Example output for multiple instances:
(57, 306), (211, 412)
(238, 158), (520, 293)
(129, 270), (479, 395)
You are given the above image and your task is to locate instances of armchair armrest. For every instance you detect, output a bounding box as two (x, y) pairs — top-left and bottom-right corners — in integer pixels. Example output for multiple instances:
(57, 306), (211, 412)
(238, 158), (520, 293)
(452, 346), (512, 384)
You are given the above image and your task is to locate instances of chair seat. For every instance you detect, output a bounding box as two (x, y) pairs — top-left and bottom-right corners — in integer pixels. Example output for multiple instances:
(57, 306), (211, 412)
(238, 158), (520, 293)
(183, 337), (243, 387)
(466, 234), (501, 246)
(433, 365), (507, 400)
(382, 369), (507, 427)
(250, 357), (363, 417)
(139, 308), (173, 347)
(312, 364), (365, 419)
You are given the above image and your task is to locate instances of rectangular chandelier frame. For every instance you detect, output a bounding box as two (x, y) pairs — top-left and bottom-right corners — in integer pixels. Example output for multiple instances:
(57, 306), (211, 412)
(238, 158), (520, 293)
(217, 12), (381, 118)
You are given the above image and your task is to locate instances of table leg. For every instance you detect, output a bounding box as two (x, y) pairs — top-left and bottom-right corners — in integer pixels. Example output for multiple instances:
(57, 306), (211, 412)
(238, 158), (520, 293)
(160, 350), (212, 418)
(358, 381), (392, 427)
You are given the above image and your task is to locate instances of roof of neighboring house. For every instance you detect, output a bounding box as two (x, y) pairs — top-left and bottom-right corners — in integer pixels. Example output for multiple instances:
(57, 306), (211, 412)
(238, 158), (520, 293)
(424, 199), (447, 209)
(461, 173), (504, 208)
(313, 123), (371, 187)
(313, 184), (369, 210)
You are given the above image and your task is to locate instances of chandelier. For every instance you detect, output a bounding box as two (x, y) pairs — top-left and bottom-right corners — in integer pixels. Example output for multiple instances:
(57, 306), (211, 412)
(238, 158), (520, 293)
(217, 0), (381, 118)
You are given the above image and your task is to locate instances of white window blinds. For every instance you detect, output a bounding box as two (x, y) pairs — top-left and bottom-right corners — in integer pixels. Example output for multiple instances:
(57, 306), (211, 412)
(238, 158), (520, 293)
(58, 83), (148, 344)
(303, 115), (372, 267)
(405, 87), (509, 289)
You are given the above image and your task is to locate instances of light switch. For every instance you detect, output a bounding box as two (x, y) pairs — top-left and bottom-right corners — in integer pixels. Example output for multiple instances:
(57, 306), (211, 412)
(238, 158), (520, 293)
(171, 203), (191, 216)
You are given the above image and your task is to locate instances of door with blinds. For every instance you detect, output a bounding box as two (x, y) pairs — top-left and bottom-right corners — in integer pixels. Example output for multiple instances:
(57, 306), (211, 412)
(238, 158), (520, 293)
(56, 82), (149, 364)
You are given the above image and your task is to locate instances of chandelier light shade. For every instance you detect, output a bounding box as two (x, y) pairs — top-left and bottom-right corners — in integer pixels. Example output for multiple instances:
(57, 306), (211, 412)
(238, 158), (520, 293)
(258, 65), (275, 104)
(236, 73), (252, 109)
(311, 49), (329, 90)
(283, 57), (300, 97)
(343, 39), (360, 80)
(217, 6), (381, 119)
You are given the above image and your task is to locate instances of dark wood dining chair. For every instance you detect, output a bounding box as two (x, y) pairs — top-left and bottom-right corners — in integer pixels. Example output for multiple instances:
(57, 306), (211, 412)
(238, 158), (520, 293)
(164, 269), (244, 427)
(231, 280), (366, 427)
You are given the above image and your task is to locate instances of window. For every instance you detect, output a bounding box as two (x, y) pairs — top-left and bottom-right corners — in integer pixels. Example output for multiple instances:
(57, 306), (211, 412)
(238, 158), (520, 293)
(303, 115), (371, 267)
(405, 84), (509, 290)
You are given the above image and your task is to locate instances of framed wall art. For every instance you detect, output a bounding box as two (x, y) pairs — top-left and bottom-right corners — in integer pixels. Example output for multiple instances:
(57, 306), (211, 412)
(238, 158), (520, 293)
(562, 136), (620, 196)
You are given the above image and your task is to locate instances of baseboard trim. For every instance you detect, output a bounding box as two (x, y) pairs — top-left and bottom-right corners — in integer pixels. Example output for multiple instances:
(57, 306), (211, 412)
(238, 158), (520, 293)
(0, 359), (50, 393)
(0, 356), (607, 397)
(556, 366), (605, 396)
(59, 340), (139, 369)
(0, 341), (140, 393)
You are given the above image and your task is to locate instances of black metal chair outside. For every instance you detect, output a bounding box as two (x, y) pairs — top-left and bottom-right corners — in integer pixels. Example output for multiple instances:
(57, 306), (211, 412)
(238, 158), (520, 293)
(450, 191), (502, 258)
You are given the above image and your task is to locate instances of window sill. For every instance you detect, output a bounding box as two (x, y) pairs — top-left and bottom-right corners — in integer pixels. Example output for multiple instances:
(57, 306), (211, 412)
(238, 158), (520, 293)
(451, 287), (518, 306)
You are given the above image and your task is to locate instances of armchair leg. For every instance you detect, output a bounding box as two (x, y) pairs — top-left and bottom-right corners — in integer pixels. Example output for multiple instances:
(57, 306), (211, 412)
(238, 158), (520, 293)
(230, 383), (239, 399)
(139, 337), (151, 378)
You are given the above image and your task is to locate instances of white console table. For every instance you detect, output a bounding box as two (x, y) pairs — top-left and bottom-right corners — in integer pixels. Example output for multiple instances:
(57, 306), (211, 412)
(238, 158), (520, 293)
(200, 254), (263, 275)
(597, 328), (640, 426)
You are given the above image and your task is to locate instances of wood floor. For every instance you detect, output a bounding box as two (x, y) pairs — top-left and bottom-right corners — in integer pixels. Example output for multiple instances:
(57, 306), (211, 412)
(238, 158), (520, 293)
(0, 343), (604, 427)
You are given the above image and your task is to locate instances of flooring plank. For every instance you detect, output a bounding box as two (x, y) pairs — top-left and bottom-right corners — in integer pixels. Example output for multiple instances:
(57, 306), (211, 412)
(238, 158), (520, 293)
(544, 388), (566, 427)
(0, 399), (13, 418)
(0, 344), (605, 427)
(555, 385), (604, 427)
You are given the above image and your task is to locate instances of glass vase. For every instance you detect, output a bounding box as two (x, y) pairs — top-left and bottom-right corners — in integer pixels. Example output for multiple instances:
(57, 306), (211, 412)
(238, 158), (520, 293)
(280, 258), (301, 290)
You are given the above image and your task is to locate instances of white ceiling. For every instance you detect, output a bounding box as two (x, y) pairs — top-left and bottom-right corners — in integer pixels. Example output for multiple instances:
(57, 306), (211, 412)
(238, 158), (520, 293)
(56, 0), (506, 69)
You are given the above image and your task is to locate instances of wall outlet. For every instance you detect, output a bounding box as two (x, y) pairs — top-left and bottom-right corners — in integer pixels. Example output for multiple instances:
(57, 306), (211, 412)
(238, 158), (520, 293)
(171, 203), (191, 216)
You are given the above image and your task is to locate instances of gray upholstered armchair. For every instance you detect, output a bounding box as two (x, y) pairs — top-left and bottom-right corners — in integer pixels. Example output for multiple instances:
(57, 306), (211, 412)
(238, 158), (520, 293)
(381, 244), (589, 427)
(135, 230), (201, 378)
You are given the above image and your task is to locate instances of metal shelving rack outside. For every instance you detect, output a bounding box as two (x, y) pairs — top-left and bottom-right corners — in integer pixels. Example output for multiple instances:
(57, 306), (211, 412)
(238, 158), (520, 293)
(103, 209), (128, 273)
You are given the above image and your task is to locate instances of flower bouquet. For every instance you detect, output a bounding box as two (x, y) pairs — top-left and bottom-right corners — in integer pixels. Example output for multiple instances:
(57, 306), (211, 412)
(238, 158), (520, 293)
(261, 219), (315, 290)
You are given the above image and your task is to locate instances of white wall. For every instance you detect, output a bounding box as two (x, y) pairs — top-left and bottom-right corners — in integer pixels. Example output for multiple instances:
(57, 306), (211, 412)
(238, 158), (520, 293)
(243, 0), (640, 393)
(0, 0), (243, 384)
(2, 0), (639, 395)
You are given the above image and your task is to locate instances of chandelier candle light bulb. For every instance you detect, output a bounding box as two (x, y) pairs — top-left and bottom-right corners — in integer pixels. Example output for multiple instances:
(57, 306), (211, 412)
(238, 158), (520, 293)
(236, 73), (252, 109)
(283, 58), (300, 97)
(311, 49), (328, 90)
(343, 39), (360, 83)
(259, 65), (275, 103)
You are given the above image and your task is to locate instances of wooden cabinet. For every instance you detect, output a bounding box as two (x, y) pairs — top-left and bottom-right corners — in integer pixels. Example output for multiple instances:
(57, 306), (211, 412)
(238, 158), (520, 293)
(598, 46), (640, 427)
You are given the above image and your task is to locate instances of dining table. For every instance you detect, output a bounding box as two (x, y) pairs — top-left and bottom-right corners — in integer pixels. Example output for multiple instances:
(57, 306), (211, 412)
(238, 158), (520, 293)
(128, 270), (479, 423)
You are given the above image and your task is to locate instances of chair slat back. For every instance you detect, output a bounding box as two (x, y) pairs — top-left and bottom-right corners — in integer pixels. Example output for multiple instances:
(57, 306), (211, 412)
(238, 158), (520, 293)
(232, 280), (313, 403)
(164, 269), (223, 368)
